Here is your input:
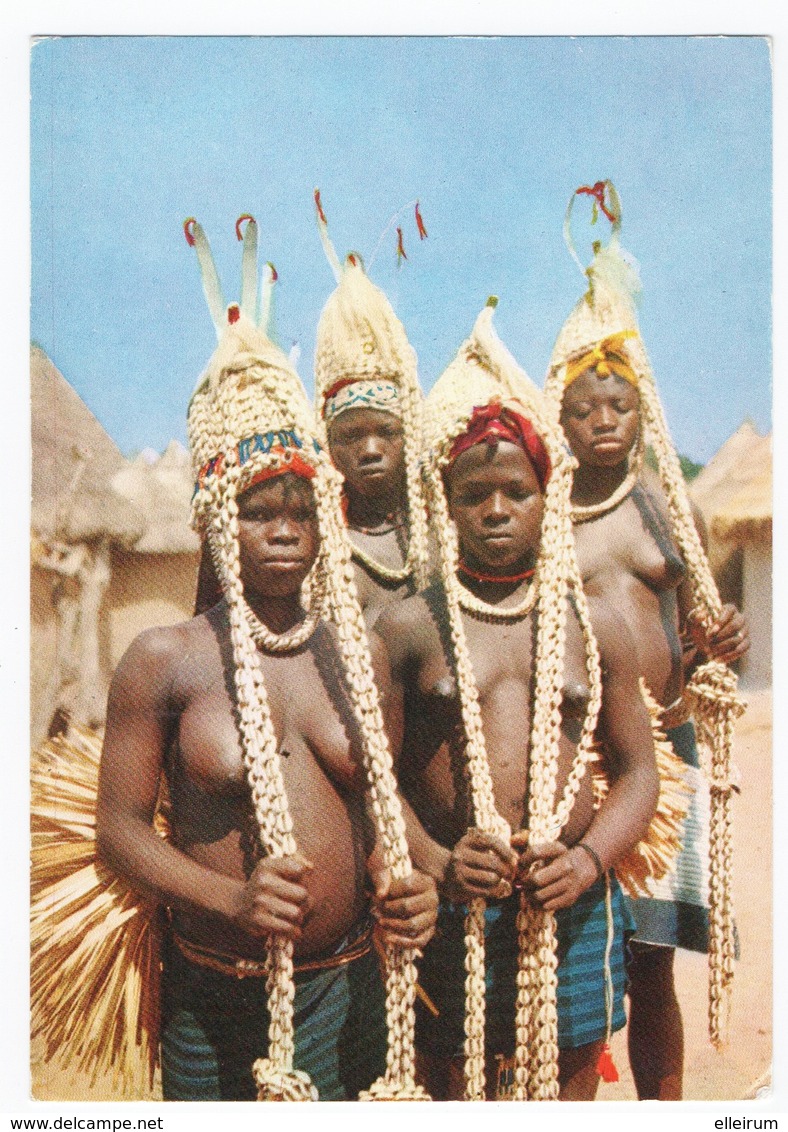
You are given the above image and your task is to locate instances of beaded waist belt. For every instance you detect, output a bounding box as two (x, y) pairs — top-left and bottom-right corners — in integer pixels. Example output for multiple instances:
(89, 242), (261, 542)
(172, 920), (374, 980)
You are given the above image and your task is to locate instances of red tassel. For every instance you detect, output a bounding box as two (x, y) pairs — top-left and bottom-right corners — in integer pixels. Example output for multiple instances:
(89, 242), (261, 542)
(396, 226), (408, 263)
(348, 253), (358, 267)
(267, 262), (278, 282)
(235, 213), (255, 240)
(314, 188), (327, 225)
(183, 217), (197, 246)
(576, 182), (618, 224)
(596, 1043), (619, 1083)
(228, 303), (241, 324)
(415, 201), (428, 240)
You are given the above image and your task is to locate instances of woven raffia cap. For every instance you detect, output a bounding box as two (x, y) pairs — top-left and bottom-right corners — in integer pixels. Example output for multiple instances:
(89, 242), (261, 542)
(547, 236), (651, 387)
(424, 300), (558, 470)
(188, 307), (326, 528)
(314, 255), (419, 406)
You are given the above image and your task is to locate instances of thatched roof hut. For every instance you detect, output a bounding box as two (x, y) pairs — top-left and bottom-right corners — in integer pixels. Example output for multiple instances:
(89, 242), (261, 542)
(105, 442), (201, 674)
(710, 470), (771, 545)
(31, 347), (201, 744)
(31, 346), (144, 548)
(109, 441), (199, 555)
(691, 422), (771, 545)
(690, 423), (772, 690)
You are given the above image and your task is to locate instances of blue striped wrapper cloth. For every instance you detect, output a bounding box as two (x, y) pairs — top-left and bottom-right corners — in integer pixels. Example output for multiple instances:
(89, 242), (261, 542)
(627, 720), (716, 954)
(160, 933), (388, 1101)
(415, 873), (634, 1057)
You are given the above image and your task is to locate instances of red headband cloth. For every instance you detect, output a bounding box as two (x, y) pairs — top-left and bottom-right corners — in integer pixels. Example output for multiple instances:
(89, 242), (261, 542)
(447, 404), (551, 491)
(243, 451), (317, 492)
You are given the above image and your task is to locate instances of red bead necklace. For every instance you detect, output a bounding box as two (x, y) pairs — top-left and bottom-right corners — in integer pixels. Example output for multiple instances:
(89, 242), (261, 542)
(457, 562), (536, 585)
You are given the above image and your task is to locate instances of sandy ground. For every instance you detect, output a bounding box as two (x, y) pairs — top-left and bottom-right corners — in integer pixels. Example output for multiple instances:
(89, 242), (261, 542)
(598, 688), (773, 1103)
(32, 691), (773, 1104)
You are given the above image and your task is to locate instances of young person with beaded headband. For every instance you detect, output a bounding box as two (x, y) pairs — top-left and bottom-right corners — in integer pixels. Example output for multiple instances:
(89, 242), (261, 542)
(375, 297), (660, 1101)
(191, 216), (281, 616)
(312, 190), (431, 625)
(543, 181), (750, 1098)
(96, 216), (437, 1102)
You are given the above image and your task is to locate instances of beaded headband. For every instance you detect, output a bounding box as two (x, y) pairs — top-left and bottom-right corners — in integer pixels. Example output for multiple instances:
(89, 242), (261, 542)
(323, 379), (402, 422)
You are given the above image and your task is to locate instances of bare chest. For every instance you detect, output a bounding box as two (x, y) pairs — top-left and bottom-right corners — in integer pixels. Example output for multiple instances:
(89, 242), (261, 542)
(574, 491), (686, 591)
(417, 610), (590, 725)
(404, 605), (594, 841)
(349, 525), (409, 572)
(172, 641), (364, 797)
(350, 528), (415, 623)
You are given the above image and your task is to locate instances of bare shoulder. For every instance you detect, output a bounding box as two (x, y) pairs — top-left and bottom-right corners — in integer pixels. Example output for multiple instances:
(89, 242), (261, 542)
(121, 615), (209, 665)
(109, 614), (216, 702)
(637, 465), (671, 509)
(638, 464), (705, 544)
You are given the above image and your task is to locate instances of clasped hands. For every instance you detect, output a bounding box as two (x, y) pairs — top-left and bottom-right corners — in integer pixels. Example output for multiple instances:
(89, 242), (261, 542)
(232, 854), (438, 951)
(442, 828), (600, 911)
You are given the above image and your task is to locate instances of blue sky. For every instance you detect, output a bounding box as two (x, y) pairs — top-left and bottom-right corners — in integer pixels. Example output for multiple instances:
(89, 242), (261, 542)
(30, 36), (771, 463)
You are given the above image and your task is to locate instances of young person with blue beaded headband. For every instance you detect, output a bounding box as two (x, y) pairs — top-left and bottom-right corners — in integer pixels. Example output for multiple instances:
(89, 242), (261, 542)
(95, 216), (437, 1102)
(375, 297), (662, 1101)
(312, 191), (432, 626)
(544, 181), (750, 1099)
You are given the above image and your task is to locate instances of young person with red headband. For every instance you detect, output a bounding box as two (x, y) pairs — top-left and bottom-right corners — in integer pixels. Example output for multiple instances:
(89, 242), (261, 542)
(375, 301), (659, 1101)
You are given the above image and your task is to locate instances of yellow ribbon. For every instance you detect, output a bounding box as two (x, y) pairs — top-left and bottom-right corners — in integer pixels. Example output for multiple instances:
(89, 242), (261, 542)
(563, 330), (639, 387)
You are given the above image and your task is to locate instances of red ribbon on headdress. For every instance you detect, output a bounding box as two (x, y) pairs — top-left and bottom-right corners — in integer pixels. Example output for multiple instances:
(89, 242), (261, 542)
(447, 404), (551, 491)
(576, 182), (618, 224)
(244, 450), (316, 492)
(235, 213), (255, 240)
(322, 376), (362, 404)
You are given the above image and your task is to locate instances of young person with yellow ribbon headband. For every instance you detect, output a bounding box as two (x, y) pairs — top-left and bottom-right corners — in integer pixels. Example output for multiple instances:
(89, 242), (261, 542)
(544, 181), (750, 1099)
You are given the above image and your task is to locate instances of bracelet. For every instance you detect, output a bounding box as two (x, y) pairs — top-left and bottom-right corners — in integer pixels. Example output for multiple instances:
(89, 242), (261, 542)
(574, 841), (604, 882)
